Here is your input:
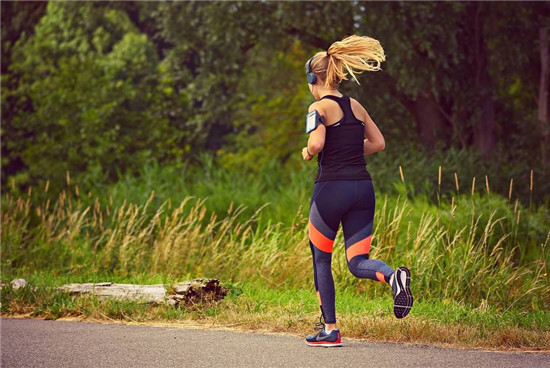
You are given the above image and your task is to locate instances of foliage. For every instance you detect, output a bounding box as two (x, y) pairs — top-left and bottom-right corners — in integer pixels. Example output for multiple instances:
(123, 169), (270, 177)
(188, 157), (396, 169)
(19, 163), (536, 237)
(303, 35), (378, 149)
(3, 1), (550, 203)
(3, 2), (181, 194)
(150, 1), (276, 150)
(217, 40), (312, 171)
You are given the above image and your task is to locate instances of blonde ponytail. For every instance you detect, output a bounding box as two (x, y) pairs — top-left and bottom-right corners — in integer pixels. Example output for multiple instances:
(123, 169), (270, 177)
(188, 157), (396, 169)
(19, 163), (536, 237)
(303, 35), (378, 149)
(309, 34), (386, 89)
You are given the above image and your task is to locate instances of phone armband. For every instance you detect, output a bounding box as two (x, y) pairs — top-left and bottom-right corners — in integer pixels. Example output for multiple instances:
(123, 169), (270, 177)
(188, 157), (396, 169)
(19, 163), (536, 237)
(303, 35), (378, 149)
(305, 110), (325, 134)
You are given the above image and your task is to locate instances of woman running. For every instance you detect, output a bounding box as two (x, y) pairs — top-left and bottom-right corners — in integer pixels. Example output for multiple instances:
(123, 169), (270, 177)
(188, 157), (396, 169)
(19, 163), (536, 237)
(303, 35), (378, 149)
(302, 34), (413, 347)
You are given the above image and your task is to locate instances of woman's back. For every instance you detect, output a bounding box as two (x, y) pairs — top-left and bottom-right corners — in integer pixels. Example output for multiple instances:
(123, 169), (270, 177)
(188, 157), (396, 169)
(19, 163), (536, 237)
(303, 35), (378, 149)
(315, 94), (372, 182)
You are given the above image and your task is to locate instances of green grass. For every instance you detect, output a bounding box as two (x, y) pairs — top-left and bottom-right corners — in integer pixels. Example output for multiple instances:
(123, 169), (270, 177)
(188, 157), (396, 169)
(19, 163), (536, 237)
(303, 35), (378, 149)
(2, 174), (548, 310)
(2, 271), (549, 350)
(2, 154), (549, 349)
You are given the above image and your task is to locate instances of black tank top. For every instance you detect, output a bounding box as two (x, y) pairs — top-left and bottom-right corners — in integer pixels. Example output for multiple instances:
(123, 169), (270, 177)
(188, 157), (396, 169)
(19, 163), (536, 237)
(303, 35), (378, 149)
(315, 94), (372, 183)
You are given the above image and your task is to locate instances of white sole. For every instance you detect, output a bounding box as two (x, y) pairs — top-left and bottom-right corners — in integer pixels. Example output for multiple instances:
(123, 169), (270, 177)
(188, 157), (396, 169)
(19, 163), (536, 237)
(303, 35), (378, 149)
(394, 267), (413, 318)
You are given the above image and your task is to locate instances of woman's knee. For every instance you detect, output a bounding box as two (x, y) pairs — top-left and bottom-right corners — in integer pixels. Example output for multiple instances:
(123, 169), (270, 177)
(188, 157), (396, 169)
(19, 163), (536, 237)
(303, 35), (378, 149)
(346, 255), (370, 277)
(313, 252), (332, 265)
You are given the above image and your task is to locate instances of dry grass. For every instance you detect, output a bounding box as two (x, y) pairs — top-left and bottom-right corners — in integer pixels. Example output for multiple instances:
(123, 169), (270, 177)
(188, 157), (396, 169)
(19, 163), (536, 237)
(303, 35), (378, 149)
(2, 174), (549, 309)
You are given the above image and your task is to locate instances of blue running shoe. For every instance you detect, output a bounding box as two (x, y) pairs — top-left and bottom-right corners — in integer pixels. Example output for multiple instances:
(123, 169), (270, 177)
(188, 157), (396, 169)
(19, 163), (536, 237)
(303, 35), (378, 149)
(305, 313), (342, 347)
(391, 266), (413, 318)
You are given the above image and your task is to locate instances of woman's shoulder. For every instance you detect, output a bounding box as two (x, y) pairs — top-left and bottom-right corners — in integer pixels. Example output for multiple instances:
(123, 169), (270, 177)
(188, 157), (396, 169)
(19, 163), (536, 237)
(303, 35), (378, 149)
(348, 96), (363, 108)
(308, 99), (337, 114)
(348, 96), (367, 122)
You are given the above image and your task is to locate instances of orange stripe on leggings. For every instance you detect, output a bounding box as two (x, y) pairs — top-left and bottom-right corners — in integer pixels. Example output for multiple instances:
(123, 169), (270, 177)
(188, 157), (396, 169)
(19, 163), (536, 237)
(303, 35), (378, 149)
(346, 235), (372, 262)
(308, 220), (334, 253)
(317, 291), (322, 306)
(376, 271), (386, 283)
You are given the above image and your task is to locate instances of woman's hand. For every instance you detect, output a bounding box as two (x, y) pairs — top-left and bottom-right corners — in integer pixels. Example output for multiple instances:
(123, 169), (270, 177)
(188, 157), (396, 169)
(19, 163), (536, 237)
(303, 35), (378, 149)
(302, 147), (313, 161)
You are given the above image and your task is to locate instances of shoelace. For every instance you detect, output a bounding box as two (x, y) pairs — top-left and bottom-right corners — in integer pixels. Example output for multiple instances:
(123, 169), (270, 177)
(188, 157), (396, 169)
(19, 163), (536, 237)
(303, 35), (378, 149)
(313, 312), (325, 332)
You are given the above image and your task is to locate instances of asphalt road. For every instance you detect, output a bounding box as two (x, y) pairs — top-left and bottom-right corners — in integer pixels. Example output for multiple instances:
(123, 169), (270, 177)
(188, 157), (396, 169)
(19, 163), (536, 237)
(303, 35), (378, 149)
(1, 318), (549, 368)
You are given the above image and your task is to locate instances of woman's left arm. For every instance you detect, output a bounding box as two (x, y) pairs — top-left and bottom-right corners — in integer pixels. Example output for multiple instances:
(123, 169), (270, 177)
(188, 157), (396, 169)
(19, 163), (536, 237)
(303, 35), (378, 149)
(302, 102), (326, 161)
(361, 106), (385, 155)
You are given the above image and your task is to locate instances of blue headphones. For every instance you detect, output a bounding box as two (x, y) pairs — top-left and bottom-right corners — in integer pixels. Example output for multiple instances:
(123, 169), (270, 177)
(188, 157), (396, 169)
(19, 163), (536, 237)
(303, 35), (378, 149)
(305, 57), (317, 85)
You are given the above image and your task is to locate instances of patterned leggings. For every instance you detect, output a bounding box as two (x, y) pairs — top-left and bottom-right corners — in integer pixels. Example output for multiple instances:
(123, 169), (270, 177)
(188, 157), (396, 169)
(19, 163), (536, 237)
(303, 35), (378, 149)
(308, 179), (394, 324)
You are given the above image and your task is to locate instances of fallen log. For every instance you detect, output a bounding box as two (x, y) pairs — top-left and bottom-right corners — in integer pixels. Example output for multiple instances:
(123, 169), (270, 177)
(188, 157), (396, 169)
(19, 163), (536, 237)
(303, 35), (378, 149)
(58, 278), (228, 307)
(58, 282), (166, 303)
(169, 278), (229, 306)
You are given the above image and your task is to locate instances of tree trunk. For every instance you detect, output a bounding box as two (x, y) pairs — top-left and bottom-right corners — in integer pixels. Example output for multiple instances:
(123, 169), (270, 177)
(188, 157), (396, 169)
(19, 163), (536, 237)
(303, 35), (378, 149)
(472, 2), (497, 157)
(539, 26), (550, 170)
(378, 73), (448, 149)
(413, 91), (447, 149)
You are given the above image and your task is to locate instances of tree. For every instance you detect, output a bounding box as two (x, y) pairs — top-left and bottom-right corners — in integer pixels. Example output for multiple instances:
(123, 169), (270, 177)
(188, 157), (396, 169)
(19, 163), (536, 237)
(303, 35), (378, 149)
(538, 26), (549, 170)
(468, 1), (497, 157)
(5, 2), (172, 193)
(149, 1), (275, 152)
(1, 1), (47, 188)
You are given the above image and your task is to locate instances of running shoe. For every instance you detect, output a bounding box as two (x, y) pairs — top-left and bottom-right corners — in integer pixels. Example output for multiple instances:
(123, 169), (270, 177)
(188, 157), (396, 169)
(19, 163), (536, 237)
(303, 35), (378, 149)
(305, 313), (342, 347)
(391, 266), (413, 318)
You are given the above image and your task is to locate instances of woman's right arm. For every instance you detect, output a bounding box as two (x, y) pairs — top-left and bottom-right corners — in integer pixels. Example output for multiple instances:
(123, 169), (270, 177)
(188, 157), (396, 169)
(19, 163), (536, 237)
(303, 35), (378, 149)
(302, 101), (327, 161)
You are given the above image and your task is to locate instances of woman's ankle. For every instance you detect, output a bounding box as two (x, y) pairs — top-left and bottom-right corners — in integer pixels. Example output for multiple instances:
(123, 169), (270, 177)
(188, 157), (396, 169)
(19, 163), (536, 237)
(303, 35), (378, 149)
(325, 323), (338, 331)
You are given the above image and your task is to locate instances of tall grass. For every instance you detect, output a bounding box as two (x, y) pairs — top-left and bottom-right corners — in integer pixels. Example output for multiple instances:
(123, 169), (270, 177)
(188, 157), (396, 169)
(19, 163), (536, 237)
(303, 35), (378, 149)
(1, 181), (311, 288)
(2, 155), (549, 311)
